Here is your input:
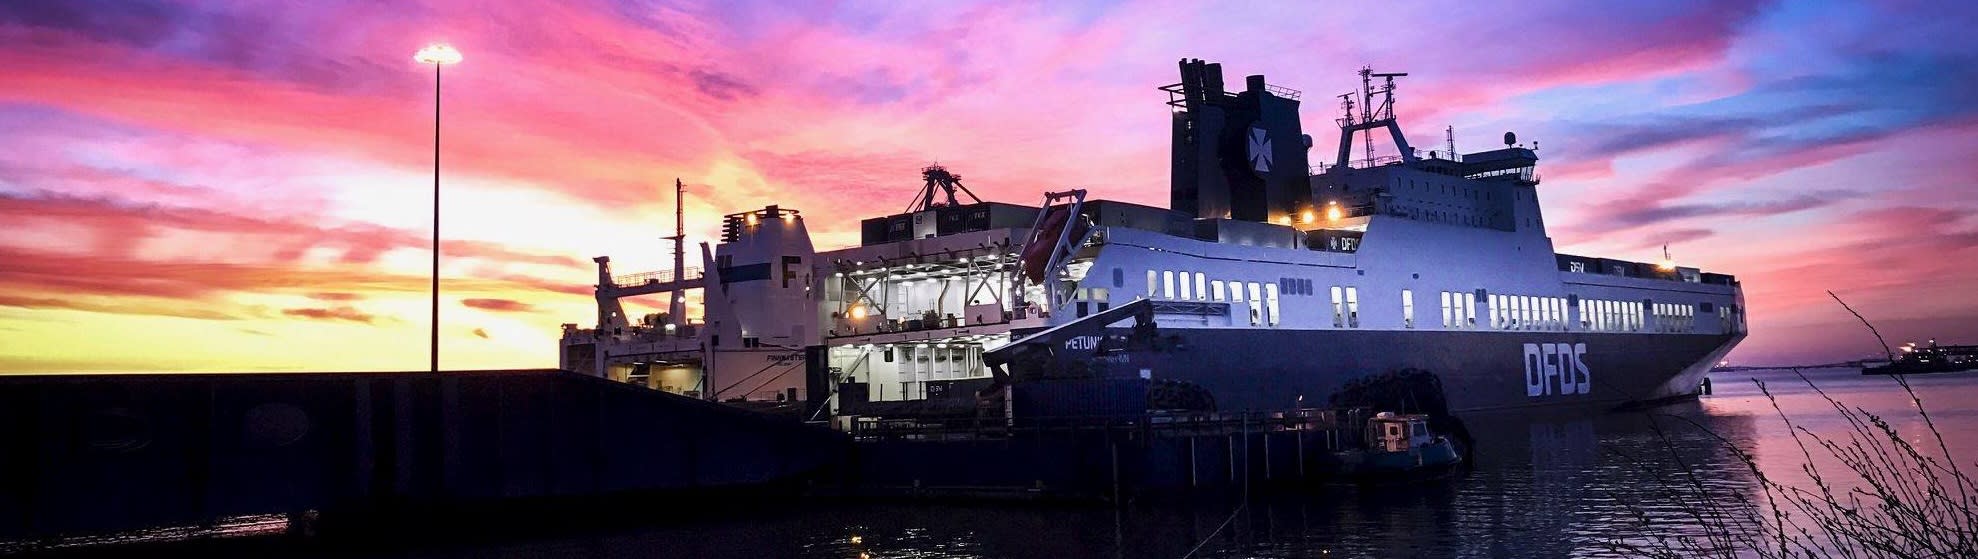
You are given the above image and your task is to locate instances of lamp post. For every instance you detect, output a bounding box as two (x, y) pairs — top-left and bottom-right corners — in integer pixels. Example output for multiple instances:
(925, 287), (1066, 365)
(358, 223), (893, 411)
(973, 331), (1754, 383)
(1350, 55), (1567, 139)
(415, 44), (461, 374)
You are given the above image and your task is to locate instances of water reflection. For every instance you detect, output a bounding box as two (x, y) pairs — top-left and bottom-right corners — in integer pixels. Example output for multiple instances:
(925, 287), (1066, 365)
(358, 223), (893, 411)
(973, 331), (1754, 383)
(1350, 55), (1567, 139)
(301, 403), (1764, 559)
(71, 367), (1978, 558)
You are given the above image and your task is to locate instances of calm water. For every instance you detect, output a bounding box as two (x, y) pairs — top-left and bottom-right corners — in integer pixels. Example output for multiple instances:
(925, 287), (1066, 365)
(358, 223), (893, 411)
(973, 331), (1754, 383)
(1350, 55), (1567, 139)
(63, 367), (1978, 558)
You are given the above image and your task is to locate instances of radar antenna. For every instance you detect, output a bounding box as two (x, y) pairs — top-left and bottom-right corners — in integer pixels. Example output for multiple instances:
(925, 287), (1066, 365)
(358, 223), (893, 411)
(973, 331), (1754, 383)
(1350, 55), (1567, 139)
(906, 164), (982, 213)
(1329, 67), (1417, 171)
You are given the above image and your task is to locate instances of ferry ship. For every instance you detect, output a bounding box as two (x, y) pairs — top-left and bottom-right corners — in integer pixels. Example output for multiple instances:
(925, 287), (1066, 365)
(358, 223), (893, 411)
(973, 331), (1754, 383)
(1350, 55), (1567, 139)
(558, 60), (1747, 418)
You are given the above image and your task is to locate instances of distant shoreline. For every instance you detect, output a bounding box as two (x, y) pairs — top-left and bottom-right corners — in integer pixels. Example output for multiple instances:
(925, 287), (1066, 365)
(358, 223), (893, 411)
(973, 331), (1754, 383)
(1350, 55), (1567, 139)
(1711, 363), (1879, 372)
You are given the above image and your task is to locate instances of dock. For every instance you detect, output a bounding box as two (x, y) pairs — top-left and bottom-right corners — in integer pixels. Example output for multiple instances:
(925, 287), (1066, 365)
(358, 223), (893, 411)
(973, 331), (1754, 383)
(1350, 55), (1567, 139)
(0, 370), (847, 543)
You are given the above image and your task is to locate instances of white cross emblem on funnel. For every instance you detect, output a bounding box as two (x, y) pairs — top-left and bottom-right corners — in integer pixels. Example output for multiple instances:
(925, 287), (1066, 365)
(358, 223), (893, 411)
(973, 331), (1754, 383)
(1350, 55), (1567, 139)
(1247, 126), (1273, 173)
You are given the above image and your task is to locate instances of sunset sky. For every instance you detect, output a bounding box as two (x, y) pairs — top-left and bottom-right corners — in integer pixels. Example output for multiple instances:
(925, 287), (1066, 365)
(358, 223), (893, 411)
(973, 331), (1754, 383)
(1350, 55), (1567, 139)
(2, 0), (1974, 372)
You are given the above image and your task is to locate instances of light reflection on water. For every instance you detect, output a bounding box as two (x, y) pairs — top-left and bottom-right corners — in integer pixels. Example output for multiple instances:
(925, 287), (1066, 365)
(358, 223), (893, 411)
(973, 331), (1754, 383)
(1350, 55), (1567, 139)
(48, 367), (1978, 558)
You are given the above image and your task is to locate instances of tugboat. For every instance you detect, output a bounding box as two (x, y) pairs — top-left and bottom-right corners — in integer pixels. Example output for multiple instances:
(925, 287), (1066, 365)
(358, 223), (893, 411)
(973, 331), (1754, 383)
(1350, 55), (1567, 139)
(1331, 412), (1463, 478)
(1864, 340), (1978, 375)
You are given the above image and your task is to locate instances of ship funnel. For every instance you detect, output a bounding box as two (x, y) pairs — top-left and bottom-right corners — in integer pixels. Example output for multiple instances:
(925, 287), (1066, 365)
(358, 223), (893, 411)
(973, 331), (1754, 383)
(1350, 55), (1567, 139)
(1162, 59), (1312, 223)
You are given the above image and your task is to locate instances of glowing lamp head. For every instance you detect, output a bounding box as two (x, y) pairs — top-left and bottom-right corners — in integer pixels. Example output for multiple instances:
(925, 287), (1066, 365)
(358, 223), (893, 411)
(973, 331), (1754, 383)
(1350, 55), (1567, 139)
(849, 306), (867, 319)
(1300, 209), (1315, 223)
(1657, 259), (1676, 271)
(745, 212), (758, 226)
(1325, 203), (1343, 222)
(414, 44), (462, 65)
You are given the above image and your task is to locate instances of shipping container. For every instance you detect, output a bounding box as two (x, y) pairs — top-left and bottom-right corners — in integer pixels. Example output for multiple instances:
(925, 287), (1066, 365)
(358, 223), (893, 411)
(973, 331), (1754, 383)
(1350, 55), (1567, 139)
(1011, 378), (1149, 422)
(936, 205), (968, 236)
(861, 217), (892, 246)
(1193, 218), (1300, 249)
(1082, 199), (1192, 237)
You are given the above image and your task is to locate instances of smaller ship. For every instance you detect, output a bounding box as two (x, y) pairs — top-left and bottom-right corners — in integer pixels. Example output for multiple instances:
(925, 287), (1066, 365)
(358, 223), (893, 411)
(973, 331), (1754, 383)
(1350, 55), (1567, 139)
(1864, 340), (1978, 375)
(1330, 412), (1462, 477)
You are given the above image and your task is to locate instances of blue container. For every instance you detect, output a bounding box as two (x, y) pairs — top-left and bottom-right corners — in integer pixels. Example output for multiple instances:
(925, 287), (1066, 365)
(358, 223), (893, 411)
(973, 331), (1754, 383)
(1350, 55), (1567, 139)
(1011, 378), (1149, 421)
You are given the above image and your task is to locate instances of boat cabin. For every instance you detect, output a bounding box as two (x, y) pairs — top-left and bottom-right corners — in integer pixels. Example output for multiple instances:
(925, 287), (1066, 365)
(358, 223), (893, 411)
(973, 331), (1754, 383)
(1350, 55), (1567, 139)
(1367, 412), (1435, 453)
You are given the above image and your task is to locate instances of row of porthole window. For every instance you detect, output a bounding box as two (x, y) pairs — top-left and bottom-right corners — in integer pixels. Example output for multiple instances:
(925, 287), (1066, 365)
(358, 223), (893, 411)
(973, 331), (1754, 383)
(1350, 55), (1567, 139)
(1490, 294), (1570, 331)
(1583, 299), (1645, 332)
(1653, 302), (1696, 333)
(1146, 270), (1282, 326)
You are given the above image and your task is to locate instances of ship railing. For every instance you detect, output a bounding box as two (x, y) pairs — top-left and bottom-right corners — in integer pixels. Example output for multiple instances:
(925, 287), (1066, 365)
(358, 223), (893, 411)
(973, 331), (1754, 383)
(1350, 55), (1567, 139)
(611, 267), (704, 288)
(1315, 155), (1411, 172)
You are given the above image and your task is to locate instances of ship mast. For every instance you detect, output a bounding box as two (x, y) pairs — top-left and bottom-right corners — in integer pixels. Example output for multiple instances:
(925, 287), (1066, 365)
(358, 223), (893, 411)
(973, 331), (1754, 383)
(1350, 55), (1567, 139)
(1331, 67), (1416, 170)
(667, 178), (686, 326)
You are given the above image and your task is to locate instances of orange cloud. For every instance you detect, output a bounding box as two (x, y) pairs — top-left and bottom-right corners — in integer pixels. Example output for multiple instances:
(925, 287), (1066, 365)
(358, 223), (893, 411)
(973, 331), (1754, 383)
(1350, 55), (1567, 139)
(461, 298), (534, 313)
(281, 306), (378, 324)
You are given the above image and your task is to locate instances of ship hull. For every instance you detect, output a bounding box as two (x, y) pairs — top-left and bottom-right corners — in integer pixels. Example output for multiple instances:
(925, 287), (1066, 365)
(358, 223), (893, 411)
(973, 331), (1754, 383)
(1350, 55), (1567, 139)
(1116, 327), (1742, 414)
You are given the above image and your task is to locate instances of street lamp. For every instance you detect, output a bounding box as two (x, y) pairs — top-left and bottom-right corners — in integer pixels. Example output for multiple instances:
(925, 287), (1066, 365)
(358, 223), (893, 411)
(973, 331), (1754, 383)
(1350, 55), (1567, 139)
(415, 44), (460, 374)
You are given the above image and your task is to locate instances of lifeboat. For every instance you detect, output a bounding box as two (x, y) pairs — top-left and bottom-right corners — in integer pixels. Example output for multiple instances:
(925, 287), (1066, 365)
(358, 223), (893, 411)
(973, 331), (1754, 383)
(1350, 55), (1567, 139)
(1019, 205), (1089, 284)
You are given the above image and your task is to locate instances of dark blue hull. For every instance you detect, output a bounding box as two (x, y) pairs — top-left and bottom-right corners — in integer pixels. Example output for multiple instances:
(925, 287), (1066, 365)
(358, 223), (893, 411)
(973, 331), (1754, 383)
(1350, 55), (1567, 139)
(1114, 328), (1742, 414)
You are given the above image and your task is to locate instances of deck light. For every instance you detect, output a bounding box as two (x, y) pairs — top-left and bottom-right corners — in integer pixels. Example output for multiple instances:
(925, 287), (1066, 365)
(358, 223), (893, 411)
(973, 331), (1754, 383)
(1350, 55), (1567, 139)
(850, 306), (867, 319)
(413, 44), (462, 65)
(1325, 202), (1343, 222)
(1301, 209), (1315, 223)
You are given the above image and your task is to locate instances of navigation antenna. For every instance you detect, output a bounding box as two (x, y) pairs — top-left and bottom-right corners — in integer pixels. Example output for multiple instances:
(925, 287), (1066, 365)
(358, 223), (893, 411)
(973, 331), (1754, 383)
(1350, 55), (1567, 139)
(1445, 125), (1457, 161)
(905, 164), (983, 213)
(666, 178), (687, 324)
(1330, 67), (1416, 171)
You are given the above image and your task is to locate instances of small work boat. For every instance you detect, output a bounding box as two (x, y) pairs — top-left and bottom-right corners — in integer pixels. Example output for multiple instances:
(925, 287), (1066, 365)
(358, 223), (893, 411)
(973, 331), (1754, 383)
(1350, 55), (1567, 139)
(1863, 340), (1978, 376)
(1332, 412), (1463, 478)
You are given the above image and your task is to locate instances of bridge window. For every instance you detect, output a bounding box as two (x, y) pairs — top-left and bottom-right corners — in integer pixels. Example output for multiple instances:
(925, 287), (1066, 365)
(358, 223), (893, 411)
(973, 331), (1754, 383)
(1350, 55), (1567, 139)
(1266, 283), (1281, 327)
(1249, 282), (1264, 326)
(1211, 280), (1226, 302)
(1162, 271), (1175, 299)
(1334, 286), (1347, 328)
(1402, 290), (1415, 329)
(1347, 287), (1361, 328)
(1195, 273), (1207, 301)
(1178, 272), (1192, 300)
